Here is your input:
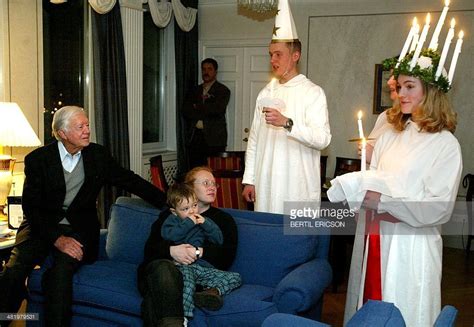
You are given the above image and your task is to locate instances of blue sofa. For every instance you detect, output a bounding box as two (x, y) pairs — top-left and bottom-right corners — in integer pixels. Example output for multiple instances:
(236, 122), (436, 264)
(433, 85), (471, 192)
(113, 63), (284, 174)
(26, 196), (332, 326)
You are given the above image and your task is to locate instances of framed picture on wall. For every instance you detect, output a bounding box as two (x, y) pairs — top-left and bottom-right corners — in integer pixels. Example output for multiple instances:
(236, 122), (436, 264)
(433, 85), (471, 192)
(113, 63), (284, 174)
(373, 64), (393, 114)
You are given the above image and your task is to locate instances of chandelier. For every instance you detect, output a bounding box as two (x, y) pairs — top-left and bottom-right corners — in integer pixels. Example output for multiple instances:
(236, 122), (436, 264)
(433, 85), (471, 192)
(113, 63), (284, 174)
(237, 0), (278, 13)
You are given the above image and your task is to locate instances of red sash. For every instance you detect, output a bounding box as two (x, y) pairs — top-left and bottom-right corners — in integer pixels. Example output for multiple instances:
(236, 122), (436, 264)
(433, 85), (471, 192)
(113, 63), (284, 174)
(363, 212), (399, 303)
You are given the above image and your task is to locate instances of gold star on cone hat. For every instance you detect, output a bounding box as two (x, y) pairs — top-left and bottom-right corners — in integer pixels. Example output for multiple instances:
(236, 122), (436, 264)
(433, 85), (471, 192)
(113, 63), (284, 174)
(271, 0), (299, 43)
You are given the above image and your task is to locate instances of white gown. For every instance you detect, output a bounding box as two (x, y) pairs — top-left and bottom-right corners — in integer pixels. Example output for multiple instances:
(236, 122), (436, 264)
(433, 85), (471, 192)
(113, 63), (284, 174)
(367, 110), (391, 147)
(370, 121), (462, 327)
(243, 74), (331, 214)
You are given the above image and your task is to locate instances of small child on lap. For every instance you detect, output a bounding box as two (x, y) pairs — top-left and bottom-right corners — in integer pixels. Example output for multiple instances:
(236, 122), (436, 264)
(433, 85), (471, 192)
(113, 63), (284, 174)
(161, 183), (241, 319)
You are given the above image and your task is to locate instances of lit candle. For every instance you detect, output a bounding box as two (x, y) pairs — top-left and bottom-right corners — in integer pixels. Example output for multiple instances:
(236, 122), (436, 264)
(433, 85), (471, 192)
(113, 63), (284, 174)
(357, 111), (364, 139)
(410, 13), (431, 71)
(435, 18), (455, 80)
(448, 30), (464, 84)
(428, 0), (450, 50)
(409, 22), (420, 53)
(397, 17), (418, 67)
(361, 138), (367, 172)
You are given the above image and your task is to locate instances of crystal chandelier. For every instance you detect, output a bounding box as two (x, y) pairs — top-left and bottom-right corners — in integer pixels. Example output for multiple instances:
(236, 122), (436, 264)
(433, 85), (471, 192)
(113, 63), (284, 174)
(237, 0), (278, 13)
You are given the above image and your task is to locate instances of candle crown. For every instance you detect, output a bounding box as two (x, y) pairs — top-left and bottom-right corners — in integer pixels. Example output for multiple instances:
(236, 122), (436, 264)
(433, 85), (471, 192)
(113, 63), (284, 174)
(393, 49), (450, 92)
(383, 3), (467, 93)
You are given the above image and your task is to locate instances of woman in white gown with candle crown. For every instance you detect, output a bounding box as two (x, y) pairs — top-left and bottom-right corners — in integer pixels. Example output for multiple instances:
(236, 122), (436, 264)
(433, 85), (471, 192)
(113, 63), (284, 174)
(367, 48), (462, 326)
(329, 18), (464, 326)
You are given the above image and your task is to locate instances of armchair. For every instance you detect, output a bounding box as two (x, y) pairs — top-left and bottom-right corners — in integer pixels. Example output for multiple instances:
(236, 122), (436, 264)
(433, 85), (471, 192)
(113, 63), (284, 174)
(261, 301), (458, 327)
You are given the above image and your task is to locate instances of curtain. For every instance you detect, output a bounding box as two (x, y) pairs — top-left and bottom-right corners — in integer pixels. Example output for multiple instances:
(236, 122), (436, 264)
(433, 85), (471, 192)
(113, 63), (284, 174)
(148, 0), (197, 31)
(175, 0), (199, 178)
(92, 3), (129, 227)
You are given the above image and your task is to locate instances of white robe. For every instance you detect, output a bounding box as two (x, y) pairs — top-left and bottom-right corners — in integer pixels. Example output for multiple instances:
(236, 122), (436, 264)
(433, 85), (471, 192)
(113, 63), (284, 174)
(367, 110), (391, 147)
(371, 121), (462, 327)
(242, 74), (331, 214)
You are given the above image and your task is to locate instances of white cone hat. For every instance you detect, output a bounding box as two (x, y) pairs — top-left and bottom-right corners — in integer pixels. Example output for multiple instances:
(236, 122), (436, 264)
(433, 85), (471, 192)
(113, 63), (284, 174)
(271, 0), (299, 43)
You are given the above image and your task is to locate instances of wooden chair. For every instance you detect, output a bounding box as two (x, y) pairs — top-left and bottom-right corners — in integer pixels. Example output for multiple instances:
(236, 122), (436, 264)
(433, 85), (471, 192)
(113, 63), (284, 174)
(207, 151), (252, 210)
(463, 174), (474, 254)
(149, 155), (169, 193)
(207, 151), (245, 172)
(334, 156), (361, 177)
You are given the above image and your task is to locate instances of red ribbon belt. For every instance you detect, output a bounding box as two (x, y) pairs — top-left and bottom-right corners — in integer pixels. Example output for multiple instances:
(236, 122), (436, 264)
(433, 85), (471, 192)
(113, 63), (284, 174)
(363, 212), (399, 303)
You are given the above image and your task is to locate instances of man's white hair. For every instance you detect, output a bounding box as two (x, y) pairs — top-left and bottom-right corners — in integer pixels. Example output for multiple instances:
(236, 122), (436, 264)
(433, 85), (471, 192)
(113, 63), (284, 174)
(52, 106), (86, 141)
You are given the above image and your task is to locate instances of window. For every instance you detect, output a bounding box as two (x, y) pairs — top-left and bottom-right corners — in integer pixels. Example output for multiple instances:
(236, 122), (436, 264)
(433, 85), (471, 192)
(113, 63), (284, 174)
(42, 0), (88, 145)
(143, 11), (165, 148)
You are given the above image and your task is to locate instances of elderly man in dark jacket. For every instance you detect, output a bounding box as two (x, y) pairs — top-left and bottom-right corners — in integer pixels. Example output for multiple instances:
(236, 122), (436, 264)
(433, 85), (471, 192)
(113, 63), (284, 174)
(0, 106), (166, 327)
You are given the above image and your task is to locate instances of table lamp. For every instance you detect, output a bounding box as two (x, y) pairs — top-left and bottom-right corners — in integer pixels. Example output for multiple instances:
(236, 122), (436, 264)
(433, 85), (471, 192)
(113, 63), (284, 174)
(0, 102), (41, 220)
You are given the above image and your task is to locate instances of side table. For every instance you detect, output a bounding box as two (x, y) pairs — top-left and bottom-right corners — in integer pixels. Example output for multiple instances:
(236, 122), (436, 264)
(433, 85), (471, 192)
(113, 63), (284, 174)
(0, 230), (16, 266)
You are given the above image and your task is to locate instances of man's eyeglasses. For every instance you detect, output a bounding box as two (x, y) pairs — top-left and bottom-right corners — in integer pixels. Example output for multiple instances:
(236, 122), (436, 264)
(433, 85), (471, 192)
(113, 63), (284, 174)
(194, 180), (220, 188)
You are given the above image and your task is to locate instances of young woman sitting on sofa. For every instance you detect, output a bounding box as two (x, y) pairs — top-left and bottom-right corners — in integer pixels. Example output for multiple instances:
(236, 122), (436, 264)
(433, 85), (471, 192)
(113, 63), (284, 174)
(137, 166), (238, 327)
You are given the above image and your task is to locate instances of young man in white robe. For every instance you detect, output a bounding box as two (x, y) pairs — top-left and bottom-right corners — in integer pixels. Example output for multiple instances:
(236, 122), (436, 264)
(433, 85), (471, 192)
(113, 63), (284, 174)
(242, 0), (331, 214)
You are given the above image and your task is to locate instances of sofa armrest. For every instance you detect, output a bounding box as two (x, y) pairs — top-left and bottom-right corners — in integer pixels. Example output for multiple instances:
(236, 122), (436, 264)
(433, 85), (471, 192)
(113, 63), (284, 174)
(434, 305), (458, 327)
(262, 313), (330, 327)
(98, 229), (108, 260)
(273, 258), (332, 313)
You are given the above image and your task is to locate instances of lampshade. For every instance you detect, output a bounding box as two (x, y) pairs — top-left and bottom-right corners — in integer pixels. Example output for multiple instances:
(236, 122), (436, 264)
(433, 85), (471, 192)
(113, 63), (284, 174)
(0, 102), (41, 220)
(0, 102), (41, 147)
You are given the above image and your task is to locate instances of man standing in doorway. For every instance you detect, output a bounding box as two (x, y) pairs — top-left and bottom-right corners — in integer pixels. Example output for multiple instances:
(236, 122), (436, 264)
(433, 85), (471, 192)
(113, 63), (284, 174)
(242, 0), (331, 214)
(183, 58), (231, 169)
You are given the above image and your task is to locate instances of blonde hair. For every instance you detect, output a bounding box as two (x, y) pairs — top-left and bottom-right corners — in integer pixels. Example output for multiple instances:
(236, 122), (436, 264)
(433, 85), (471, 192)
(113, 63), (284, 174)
(387, 81), (457, 133)
(167, 183), (196, 209)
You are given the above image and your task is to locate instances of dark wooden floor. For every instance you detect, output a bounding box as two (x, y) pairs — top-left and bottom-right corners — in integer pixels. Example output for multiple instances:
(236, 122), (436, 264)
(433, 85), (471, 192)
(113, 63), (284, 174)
(321, 247), (474, 326)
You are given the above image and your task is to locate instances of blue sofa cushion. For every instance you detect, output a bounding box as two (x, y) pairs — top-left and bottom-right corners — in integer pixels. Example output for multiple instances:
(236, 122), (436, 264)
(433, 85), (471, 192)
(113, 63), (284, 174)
(192, 292), (278, 327)
(229, 217), (318, 288)
(106, 203), (160, 265)
(28, 260), (142, 316)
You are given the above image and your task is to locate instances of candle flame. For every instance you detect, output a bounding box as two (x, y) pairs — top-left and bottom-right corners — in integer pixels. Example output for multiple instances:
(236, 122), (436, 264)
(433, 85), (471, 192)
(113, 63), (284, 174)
(451, 18), (456, 28)
(357, 111), (362, 119)
(426, 13), (431, 24)
(445, 0), (450, 6)
(459, 30), (464, 39)
(412, 17), (418, 27)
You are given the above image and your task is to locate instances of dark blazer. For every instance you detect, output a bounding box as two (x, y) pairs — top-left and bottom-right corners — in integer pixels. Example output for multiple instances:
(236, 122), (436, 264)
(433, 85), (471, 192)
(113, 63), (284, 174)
(182, 81), (231, 147)
(17, 141), (166, 263)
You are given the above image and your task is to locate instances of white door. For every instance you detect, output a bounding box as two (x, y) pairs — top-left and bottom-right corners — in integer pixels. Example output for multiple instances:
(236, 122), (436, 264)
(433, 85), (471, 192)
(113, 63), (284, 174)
(202, 41), (271, 151)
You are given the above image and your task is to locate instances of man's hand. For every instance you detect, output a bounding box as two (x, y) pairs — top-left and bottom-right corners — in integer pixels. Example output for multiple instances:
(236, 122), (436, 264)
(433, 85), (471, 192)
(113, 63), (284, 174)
(170, 244), (197, 265)
(54, 235), (84, 261)
(262, 107), (287, 127)
(242, 184), (256, 202)
(362, 191), (382, 210)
